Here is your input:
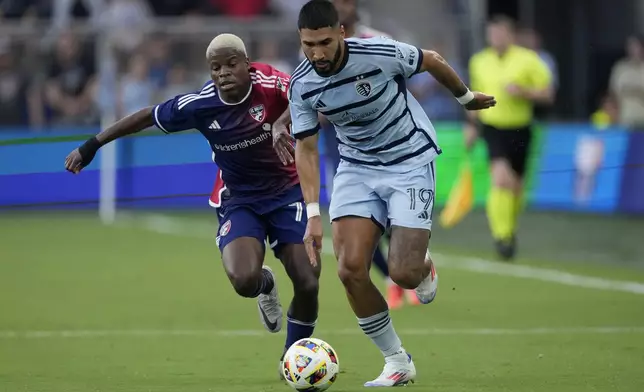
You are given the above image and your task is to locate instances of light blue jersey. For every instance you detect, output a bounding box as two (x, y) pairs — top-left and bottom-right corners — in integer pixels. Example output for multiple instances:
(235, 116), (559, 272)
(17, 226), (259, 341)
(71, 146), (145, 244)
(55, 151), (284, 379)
(289, 36), (441, 172)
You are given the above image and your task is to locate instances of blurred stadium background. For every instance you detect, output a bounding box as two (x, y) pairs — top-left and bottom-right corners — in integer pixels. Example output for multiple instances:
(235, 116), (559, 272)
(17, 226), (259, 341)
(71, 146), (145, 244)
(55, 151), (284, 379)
(1, 0), (644, 391)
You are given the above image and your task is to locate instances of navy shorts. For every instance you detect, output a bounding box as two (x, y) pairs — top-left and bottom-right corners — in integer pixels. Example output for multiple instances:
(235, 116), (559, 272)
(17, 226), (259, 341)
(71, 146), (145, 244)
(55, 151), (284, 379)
(215, 185), (307, 257)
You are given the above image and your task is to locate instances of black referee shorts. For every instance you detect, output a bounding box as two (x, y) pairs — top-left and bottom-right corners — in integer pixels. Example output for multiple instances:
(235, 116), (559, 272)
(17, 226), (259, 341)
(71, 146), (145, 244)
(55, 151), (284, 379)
(480, 124), (533, 177)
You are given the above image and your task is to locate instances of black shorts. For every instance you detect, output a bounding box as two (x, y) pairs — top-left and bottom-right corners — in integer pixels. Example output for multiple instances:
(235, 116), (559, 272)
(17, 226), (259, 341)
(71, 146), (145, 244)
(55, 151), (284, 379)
(480, 124), (533, 177)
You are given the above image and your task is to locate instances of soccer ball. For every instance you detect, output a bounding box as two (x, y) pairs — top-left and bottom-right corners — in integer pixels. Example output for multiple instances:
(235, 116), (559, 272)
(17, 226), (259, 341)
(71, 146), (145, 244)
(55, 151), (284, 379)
(282, 337), (340, 391)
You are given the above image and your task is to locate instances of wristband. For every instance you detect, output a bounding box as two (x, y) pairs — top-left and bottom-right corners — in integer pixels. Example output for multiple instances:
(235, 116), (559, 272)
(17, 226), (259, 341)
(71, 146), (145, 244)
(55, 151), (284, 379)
(79, 136), (102, 157)
(306, 203), (320, 219)
(456, 90), (475, 105)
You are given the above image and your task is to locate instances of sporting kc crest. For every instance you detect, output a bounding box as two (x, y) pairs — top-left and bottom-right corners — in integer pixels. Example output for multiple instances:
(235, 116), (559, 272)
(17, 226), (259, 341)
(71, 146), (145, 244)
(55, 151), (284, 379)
(355, 80), (372, 97)
(249, 104), (266, 123)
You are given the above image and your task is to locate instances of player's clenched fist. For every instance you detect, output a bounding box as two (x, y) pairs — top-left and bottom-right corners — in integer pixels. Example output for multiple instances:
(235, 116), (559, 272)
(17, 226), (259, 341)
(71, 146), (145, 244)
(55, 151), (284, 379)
(303, 215), (323, 267)
(64, 137), (102, 174)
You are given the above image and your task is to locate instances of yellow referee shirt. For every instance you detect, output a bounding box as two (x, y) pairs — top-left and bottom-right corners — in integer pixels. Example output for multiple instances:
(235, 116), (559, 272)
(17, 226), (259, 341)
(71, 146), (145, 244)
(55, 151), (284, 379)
(469, 45), (552, 129)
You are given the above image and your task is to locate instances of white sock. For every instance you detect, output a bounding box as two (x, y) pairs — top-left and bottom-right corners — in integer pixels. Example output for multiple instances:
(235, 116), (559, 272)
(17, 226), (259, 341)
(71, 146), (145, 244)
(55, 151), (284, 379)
(357, 310), (403, 357)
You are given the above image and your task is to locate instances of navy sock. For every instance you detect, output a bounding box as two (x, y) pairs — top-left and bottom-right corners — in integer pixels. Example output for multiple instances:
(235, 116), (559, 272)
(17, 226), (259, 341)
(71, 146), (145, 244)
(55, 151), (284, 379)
(283, 316), (316, 356)
(254, 268), (275, 296)
(372, 246), (389, 277)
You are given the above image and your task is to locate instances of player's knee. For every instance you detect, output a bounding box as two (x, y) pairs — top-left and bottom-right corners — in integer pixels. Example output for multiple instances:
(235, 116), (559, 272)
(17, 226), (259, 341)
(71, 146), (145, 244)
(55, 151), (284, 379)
(337, 257), (370, 287)
(491, 160), (515, 189)
(228, 270), (262, 298)
(493, 175), (515, 189)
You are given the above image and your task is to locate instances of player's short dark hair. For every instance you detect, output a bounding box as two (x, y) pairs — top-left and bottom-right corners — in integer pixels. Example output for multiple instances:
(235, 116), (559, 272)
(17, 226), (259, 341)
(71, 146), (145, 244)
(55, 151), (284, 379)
(298, 0), (339, 30)
(488, 14), (516, 31)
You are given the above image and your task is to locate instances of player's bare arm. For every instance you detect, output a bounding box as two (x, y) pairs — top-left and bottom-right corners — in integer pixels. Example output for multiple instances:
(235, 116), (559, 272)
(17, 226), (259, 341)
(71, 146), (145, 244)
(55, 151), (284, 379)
(64, 107), (155, 174)
(419, 49), (497, 110)
(272, 107), (295, 165)
(295, 133), (323, 266)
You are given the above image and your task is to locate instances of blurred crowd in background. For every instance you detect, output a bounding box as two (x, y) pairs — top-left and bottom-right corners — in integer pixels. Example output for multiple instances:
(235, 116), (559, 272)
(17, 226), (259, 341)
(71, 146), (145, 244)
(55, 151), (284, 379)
(0, 0), (642, 130)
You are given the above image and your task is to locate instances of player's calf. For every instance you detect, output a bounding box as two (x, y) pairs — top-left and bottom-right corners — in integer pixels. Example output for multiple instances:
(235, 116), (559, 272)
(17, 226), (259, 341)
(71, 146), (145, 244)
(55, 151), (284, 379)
(278, 243), (321, 352)
(387, 226), (431, 289)
(337, 259), (373, 301)
(336, 250), (388, 317)
(332, 217), (390, 317)
(388, 226), (438, 304)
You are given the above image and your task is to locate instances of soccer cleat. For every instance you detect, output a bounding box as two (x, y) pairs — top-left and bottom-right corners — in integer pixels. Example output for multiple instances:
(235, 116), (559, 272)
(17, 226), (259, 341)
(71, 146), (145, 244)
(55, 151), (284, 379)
(414, 251), (438, 304)
(386, 282), (404, 310)
(404, 289), (421, 305)
(495, 235), (517, 261)
(257, 266), (283, 333)
(364, 351), (416, 387)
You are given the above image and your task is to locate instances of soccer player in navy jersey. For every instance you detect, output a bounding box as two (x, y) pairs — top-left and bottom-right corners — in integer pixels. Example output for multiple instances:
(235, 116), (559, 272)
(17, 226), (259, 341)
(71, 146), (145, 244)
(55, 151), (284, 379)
(64, 34), (321, 373)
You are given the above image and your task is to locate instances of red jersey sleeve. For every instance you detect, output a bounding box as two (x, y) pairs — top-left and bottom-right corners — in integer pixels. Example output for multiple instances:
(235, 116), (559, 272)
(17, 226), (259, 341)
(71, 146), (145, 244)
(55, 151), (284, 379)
(250, 62), (290, 104)
(209, 168), (227, 208)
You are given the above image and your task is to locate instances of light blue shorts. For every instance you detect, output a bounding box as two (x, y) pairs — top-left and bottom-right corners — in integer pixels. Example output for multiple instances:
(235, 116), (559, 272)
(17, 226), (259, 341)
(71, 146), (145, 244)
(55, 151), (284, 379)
(329, 161), (436, 231)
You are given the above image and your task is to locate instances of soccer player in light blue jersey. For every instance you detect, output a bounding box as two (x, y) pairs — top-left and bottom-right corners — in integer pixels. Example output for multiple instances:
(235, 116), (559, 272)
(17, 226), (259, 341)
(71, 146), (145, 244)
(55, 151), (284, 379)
(288, 0), (496, 386)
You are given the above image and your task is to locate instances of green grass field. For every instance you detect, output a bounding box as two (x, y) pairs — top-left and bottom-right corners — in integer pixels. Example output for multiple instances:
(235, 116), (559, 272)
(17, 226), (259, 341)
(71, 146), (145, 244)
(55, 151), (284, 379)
(1, 212), (644, 392)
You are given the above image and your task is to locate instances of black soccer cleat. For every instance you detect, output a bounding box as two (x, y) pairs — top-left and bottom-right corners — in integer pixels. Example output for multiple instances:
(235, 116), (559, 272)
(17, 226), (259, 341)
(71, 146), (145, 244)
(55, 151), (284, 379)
(495, 235), (517, 261)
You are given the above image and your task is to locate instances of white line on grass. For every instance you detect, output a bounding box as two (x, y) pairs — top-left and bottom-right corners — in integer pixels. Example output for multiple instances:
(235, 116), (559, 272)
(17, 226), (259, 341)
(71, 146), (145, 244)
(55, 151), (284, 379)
(441, 256), (644, 295)
(113, 213), (644, 296)
(1, 327), (643, 339)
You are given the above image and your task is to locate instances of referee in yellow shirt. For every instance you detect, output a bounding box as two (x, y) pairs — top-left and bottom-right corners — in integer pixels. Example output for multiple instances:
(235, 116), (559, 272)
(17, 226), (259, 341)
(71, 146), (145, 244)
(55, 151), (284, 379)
(466, 15), (554, 260)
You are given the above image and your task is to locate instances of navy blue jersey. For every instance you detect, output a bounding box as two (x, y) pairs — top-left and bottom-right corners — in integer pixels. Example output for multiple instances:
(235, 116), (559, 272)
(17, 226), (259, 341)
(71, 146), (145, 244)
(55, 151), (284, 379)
(153, 63), (298, 204)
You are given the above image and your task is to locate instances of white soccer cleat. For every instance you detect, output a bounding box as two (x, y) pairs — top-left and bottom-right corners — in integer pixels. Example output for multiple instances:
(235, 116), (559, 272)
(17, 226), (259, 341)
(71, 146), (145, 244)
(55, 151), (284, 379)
(414, 251), (438, 304)
(257, 266), (283, 333)
(364, 351), (416, 387)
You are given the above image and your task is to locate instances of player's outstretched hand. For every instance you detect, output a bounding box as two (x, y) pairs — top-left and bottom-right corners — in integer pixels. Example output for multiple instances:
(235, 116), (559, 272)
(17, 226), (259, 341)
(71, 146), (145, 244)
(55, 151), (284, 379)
(303, 216), (323, 267)
(272, 122), (295, 165)
(65, 148), (95, 174)
(464, 92), (497, 111)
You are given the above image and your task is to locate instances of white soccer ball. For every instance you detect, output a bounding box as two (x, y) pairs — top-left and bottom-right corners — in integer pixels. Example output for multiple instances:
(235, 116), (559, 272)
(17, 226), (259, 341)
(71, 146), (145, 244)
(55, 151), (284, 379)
(282, 337), (340, 391)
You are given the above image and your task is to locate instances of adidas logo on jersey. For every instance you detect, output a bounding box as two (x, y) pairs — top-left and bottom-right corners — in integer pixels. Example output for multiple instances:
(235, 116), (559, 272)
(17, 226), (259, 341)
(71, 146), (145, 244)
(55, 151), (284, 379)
(417, 211), (429, 220)
(314, 100), (326, 109)
(276, 77), (287, 93)
(396, 47), (404, 59)
(209, 120), (221, 130)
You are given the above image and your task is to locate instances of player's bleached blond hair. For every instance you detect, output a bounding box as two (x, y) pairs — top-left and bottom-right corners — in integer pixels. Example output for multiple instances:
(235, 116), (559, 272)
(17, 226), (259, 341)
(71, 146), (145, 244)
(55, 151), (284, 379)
(206, 33), (248, 59)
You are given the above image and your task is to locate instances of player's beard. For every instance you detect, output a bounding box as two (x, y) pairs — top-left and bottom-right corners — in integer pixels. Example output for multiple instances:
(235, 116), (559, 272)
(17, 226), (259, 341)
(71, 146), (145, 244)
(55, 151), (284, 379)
(311, 44), (343, 77)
